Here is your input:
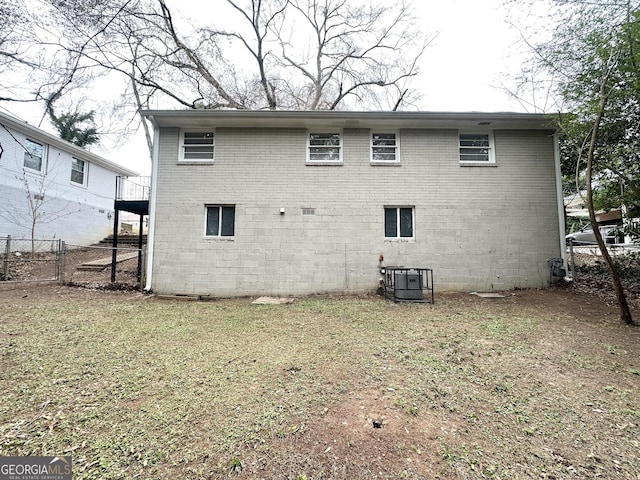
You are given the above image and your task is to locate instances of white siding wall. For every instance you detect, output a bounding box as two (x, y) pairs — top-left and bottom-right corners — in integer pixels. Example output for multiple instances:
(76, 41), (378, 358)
(0, 125), (117, 244)
(150, 126), (560, 296)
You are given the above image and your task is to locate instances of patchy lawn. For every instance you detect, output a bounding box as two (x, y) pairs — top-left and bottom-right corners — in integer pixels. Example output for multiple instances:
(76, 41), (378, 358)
(0, 284), (639, 479)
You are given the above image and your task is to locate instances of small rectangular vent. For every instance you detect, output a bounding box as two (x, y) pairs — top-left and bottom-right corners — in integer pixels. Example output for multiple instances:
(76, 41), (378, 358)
(302, 208), (315, 216)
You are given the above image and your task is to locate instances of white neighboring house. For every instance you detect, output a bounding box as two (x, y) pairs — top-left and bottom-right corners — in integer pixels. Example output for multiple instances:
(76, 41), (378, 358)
(0, 110), (138, 245)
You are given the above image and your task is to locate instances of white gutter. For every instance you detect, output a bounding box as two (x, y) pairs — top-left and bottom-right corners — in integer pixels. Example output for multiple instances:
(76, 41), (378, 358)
(144, 123), (160, 292)
(553, 133), (568, 275)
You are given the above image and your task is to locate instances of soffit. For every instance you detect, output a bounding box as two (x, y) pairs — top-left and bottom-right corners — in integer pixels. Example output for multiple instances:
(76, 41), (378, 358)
(142, 110), (556, 131)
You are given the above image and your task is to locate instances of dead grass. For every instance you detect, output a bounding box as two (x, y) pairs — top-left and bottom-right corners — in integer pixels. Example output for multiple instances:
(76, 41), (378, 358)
(0, 285), (639, 479)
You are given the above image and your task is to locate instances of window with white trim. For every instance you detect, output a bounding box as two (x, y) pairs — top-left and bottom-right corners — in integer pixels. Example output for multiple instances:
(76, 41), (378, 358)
(384, 206), (414, 239)
(307, 132), (342, 164)
(180, 130), (214, 161)
(24, 139), (44, 171)
(371, 132), (399, 163)
(71, 158), (87, 185)
(459, 132), (495, 163)
(205, 205), (235, 237)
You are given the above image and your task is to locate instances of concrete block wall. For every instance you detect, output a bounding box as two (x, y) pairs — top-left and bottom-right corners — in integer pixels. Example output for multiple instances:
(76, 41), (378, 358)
(150, 126), (561, 296)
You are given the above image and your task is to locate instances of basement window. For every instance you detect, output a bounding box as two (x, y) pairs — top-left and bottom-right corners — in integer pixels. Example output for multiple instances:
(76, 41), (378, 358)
(385, 206), (414, 239)
(205, 205), (235, 237)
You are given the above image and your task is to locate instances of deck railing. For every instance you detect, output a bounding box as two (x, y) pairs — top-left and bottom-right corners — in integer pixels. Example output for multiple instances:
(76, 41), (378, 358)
(116, 176), (151, 201)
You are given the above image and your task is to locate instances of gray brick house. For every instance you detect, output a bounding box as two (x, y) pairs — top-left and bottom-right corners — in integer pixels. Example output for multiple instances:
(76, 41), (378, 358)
(142, 110), (565, 297)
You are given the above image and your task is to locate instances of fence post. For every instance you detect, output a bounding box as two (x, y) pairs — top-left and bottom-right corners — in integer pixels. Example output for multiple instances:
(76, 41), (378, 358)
(58, 240), (66, 284)
(2, 235), (10, 281)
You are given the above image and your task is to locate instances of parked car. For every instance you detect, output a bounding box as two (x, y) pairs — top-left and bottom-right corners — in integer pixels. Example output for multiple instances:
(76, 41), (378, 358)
(565, 225), (620, 245)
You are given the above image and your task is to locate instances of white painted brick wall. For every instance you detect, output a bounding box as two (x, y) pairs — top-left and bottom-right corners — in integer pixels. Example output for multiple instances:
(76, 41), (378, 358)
(150, 127), (561, 296)
(0, 124), (118, 244)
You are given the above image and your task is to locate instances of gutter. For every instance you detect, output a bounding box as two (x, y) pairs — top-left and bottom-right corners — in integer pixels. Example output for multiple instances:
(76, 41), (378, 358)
(144, 123), (160, 292)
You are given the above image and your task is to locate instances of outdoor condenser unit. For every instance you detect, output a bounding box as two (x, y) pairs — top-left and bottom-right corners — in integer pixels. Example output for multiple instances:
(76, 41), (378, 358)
(381, 267), (434, 303)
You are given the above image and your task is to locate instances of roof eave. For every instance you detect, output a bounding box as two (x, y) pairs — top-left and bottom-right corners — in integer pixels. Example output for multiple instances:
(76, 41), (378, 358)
(0, 111), (138, 176)
(141, 109), (557, 131)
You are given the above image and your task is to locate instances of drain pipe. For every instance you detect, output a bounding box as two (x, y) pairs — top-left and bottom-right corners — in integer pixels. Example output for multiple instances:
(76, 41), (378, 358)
(553, 133), (569, 280)
(144, 121), (160, 293)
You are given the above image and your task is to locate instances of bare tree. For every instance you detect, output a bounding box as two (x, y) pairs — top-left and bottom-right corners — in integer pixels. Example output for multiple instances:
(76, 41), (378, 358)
(0, 170), (80, 257)
(36, 0), (431, 112)
(507, 0), (638, 325)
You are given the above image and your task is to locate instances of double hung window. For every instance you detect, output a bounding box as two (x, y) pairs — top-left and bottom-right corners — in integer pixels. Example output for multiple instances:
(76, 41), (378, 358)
(71, 158), (87, 185)
(24, 139), (44, 171)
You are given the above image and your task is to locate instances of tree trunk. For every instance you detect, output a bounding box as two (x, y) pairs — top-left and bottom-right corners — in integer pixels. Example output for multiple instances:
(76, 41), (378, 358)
(586, 74), (635, 325)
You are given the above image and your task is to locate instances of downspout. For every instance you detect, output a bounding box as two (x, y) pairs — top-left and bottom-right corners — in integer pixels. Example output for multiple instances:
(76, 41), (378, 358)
(553, 133), (568, 276)
(144, 121), (160, 292)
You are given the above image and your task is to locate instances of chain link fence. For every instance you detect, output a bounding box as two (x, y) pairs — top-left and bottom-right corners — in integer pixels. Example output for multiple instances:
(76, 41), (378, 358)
(1, 236), (145, 289)
(0, 237), (62, 282)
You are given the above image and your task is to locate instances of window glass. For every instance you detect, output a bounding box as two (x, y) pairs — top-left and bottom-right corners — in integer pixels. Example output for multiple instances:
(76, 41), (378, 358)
(182, 131), (214, 160)
(400, 208), (413, 237)
(206, 207), (220, 236)
(308, 133), (341, 162)
(71, 158), (86, 184)
(221, 206), (235, 236)
(385, 207), (414, 239)
(206, 205), (235, 237)
(372, 133), (398, 162)
(384, 207), (397, 237)
(24, 139), (43, 171)
(459, 133), (491, 162)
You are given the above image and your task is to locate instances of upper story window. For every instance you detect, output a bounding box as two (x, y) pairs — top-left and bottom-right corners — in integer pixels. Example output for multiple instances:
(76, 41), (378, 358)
(371, 132), (399, 164)
(180, 130), (214, 162)
(384, 206), (414, 239)
(24, 139), (44, 172)
(459, 132), (495, 164)
(71, 158), (87, 185)
(307, 132), (342, 164)
(205, 205), (235, 237)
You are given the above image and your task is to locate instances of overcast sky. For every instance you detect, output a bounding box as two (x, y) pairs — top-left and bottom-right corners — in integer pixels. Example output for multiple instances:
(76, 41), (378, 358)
(1, 0), (533, 174)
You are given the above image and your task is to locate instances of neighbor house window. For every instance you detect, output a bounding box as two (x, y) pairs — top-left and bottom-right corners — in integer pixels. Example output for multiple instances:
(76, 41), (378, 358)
(371, 133), (399, 163)
(384, 207), (414, 239)
(205, 205), (235, 237)
(180, 130), (214, 161)
(459, 132), (495, 163)
(71, 158), (87, 185)
(307, 132), (342, 164)
(24, 139), (44, 171)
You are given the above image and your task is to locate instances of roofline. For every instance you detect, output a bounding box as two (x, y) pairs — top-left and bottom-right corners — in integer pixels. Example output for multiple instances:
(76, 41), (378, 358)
(141, 109), (557, 131)
(0, 110), (138, 176)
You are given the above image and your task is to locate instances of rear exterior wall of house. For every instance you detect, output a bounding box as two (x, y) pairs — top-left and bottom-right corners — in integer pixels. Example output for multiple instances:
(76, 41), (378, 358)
(150, 127), (560, 296)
